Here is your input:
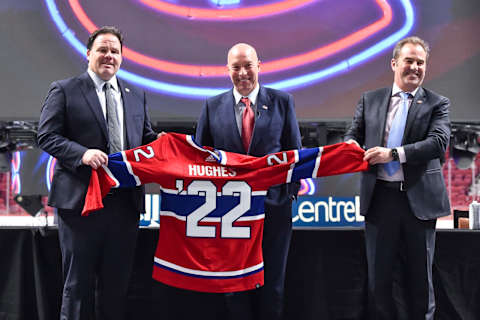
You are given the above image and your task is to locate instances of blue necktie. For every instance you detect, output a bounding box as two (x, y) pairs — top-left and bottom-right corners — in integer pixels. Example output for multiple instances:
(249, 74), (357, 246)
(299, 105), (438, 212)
(384, 92), (410, 176)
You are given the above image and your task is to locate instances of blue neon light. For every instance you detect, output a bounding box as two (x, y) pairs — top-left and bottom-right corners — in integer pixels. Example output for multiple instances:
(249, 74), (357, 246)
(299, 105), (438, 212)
(307, 178), (315, 195)
(210, 0), (241, 6)
(46, 156), (54, 191)
(45, 0), (414, 98)
(11, 152), (21, 195)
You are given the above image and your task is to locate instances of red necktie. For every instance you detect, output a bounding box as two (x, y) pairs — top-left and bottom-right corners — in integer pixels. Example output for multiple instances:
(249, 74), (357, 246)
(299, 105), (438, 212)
(241, 97), (254, 153)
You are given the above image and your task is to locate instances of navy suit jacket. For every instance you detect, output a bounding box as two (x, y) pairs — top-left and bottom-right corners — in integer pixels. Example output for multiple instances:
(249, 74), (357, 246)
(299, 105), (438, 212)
(345, 87), (451, 220)
(195, 86), (302, 205)
(37, 72), (157, 212)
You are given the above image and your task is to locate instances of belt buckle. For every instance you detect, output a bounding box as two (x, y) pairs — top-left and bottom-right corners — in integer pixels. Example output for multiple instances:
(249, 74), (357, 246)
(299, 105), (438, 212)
(400, 181), (405, 191)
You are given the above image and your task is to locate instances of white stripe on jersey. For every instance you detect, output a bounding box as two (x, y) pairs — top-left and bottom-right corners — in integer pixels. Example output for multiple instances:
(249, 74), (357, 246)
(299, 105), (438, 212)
(237, 214), (265, 221)
(161, 187), (179, 194)
(186, 135), (222, 163)
(286, 150), (299, 183)
(101, 165), (120, 188)
(160, 211), (265, 222)
(160, 210), (186, 221)
(312, 147), (323, 178)
(122, 151), (141, 186)
(186, 135), (205, 152)
(154, 257), (264, 278)
(219, 150), (227, 165)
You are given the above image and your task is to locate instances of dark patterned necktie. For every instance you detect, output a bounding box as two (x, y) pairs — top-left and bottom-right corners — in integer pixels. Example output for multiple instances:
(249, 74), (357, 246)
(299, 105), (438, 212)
(103, 83), (122, 154)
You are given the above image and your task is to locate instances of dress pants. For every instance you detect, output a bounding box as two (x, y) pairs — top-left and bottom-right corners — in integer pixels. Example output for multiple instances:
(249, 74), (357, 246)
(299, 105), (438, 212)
(364, 183), (436, 320)
(253, 200), (293, 320)
(57, 190), (139, 320)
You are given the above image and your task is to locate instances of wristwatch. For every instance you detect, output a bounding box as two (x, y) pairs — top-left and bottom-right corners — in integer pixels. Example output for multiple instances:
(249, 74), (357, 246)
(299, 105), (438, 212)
(390, 148), (399, 161)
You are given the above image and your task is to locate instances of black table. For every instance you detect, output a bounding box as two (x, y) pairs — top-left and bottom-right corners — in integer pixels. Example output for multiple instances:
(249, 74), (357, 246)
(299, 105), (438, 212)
(1, 227), (479, 320)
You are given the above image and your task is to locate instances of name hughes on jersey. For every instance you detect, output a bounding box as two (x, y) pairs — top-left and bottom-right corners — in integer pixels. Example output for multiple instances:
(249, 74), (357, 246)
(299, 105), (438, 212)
(188, 164), (237, 177)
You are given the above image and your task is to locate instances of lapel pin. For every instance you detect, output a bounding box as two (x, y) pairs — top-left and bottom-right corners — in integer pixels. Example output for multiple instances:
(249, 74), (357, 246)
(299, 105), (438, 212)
(125, 87), (130, 93)
(262, 105), (268, 110)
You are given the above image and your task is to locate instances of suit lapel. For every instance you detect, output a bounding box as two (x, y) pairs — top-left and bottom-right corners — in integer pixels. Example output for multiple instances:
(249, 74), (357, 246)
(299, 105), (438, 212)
(118, 79), (132, 149)
(79, 72), (108, 141)
(249, 86), (272, 153)
(377, 88), (392, 146)
(403, 87), (425, 143)
(222, 91), (244, 153)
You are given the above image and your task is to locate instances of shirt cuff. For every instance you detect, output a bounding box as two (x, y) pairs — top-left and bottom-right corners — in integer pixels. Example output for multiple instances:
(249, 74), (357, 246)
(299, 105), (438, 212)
(397, 147), (406, 163)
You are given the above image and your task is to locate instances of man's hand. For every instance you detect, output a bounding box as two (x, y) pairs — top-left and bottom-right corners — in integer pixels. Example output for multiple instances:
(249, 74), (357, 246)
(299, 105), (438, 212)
(157, 131), (167, 139)
(364, 147), (393, 165)
(82, 149), (108, 169)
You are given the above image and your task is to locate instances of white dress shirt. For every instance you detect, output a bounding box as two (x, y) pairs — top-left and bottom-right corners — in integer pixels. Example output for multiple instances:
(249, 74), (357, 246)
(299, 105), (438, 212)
(87, 69), (125, 150)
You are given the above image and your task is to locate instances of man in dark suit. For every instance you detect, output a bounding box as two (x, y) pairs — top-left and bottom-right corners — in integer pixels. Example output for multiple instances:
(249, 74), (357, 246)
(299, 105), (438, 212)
(37, 26), (159, 320)
(195, 43), (302, 319)
(345, 36), (451, 319)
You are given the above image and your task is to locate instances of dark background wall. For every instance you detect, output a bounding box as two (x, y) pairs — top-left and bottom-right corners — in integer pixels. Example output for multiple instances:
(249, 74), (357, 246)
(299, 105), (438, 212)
(0, 0), (479, 122)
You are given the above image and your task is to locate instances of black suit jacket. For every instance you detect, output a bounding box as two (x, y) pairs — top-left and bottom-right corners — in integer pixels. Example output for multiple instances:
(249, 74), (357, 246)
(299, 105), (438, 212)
(37, 72), (157, 212)
(195, 86), (302, 205)
(345, 87), (451, 220)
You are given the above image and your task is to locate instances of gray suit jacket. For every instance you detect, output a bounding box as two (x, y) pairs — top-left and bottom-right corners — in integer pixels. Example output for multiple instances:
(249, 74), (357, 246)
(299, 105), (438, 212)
(345, 87), (451, 220)
(37, 72), (157, 212)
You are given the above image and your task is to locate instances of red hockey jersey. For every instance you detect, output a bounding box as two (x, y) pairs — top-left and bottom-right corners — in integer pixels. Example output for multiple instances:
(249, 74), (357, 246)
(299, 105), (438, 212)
(83, 133), (368, 292)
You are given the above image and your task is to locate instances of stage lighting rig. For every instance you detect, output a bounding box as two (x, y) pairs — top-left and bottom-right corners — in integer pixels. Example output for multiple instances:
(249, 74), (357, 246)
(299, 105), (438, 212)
(0, 121), (38, 172)
(299, 120), (350, 148)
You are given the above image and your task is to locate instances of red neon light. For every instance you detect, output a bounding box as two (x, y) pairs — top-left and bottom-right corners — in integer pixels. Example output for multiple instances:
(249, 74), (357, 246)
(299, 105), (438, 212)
(69, 0), (392, 77)
(49, 158), (57, 183)
(139, 0), (316, 20)
(11, 175), (20, 194)
(298, 179), (309, 196)
(11, 152), (20, 171)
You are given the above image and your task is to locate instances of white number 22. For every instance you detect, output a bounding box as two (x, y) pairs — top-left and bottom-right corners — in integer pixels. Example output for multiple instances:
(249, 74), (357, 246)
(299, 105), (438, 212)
(185, 180), (251, 239)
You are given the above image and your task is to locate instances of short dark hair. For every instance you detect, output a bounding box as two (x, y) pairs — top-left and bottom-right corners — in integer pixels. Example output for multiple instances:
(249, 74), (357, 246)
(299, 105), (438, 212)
(86, 26), (123, 51)
(392, 36), (430, 60)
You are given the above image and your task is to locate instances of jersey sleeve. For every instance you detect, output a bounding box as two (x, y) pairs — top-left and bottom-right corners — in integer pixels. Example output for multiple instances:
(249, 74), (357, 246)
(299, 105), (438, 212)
(82, 135), (168, 216)
(221, 142), (368, 189)
(292, 142), (369, 181)
(82, 165), (118, 216)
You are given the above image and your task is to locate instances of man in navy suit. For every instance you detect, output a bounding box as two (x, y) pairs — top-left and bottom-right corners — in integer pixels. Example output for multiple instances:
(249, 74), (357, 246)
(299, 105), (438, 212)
(195, 43), (302, 319)
(37, 26), (159, 320)
(345, 36), (451, 319)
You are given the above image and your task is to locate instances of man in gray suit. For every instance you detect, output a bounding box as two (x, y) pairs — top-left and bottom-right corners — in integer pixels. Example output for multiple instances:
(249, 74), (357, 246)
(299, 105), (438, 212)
(345, 36), (451, 319)
(38, 26), (159, 320)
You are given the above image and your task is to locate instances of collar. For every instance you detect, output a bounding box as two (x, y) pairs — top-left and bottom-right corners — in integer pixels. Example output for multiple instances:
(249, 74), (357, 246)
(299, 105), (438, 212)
(233, 83), (260, 106)
(87, 69), (119, 92)
(392, 83), (419, 98)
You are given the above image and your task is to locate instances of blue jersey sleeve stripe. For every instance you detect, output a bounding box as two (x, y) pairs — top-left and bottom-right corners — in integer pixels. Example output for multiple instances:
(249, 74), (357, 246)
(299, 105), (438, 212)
(291, 148), (320, 182)
(107, 158), (138, 188)
(121, 151), (141, 186)
(312, 147), (323, 178)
